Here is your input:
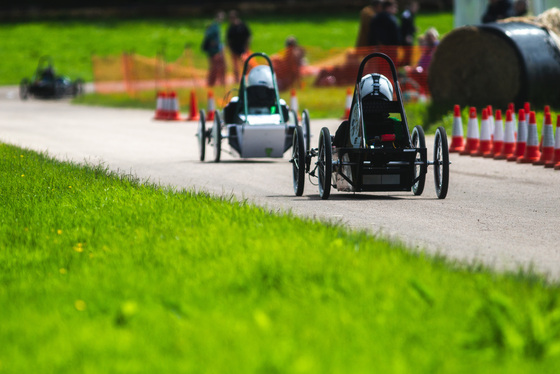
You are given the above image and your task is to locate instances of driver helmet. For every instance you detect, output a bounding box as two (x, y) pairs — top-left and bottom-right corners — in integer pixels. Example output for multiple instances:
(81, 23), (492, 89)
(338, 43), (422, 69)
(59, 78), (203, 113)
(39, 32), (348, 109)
(359, 73), (393, 101)
(247, 65), (274, 89)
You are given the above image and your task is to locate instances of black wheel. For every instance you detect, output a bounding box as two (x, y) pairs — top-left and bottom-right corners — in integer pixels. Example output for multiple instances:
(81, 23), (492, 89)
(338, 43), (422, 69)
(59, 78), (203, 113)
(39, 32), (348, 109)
(292, 126), (306, 196)
(213, 111), (222, 162)
(318, 127), (332, 200)
(434, 126), (449, 199)
(411, 125), (426, 196)
(197, 109), (206, 162)
(19, 79), (29, 100)
(301, 109), (311, 151)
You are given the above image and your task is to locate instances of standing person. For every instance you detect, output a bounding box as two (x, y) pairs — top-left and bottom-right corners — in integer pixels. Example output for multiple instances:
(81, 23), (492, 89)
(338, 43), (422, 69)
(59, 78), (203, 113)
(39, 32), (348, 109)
(400, 1), (419, 66)
(356, 0), (382, 48)
(368, 1), (400, 46)
(513, 0), (528, 16)
(201, 11), (226, 87)
(482, 0), (513, 23)
(226, 10), (252, 83)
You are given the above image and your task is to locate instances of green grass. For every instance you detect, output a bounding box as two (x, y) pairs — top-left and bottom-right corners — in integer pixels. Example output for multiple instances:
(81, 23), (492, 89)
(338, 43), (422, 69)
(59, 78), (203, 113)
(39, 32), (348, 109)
(3, 142), (560, 372)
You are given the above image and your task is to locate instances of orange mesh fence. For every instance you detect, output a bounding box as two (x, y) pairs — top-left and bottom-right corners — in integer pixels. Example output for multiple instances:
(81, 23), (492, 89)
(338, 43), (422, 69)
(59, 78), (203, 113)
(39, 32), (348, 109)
(91, 45), (433, 99)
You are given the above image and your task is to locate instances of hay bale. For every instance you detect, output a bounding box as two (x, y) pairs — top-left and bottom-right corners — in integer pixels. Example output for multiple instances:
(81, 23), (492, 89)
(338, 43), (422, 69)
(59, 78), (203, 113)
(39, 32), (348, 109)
(429, 8), (560, 108)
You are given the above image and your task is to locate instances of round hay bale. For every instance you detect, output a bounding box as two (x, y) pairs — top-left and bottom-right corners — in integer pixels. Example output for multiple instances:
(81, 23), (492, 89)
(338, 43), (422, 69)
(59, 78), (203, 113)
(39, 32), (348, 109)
(429, 11), (560, 108)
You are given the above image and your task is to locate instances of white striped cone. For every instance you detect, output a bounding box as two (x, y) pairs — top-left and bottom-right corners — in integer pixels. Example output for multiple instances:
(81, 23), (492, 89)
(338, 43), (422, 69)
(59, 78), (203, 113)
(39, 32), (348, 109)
(341, 87), (352, 120)
(546, 114), (560, 168)
(535, 112), (554, 165)
(524, 102), (531, 123)
(460, 107), (479, 155)
(496, 109), (515, 159)
(167, 91), (183, 120)
(486, 109), (504, 158)
(154, 91), (167, 120)
(449, 104), (464, 153)
(518, 111), (541, 163)
(487, 105), (495, 140)
(290, 89), (299, 113)
(473, 108), (492, 157)
(508, 108), (527, 161)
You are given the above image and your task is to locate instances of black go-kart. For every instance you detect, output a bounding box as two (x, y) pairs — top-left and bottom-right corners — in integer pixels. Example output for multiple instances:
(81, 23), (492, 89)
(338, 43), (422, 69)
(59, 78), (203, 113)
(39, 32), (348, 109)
(20, 56), (84, 100)
(197, 52), (311, 162)
(291, 52), (449, 200)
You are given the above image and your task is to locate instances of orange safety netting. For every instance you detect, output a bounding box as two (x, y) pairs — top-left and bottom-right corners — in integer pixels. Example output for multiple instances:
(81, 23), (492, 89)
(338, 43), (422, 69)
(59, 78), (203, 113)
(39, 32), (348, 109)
(91, 45), (433, 99)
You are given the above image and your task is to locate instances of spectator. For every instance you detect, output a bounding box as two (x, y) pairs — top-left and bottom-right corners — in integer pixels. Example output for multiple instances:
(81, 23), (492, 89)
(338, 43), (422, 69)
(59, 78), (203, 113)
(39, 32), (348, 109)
(400, 1), (419, 46)
(368, 0), (400, 46)
(275, 36), (306, 90)
(226, 10), (252, 83)
(513, 0), (528, 16)
(356, 0), (382, 48)
(417, 27), (439, 71)
(482, 0), (513, 23)
(201, 11), (226, 87)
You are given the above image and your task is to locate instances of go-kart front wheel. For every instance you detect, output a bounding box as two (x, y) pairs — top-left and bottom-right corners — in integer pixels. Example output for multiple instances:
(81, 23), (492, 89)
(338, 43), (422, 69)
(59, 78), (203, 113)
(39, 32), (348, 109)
(318, 127), (332, 200)
(19, 79), (29, 100)
(301, 109), (311, 151)
(433, 126), (449, 199)
(292, 126), (306, 196)
(411, 125), (426, 196)
(213, 111), (222, 162)
(197, 109), (206, 162)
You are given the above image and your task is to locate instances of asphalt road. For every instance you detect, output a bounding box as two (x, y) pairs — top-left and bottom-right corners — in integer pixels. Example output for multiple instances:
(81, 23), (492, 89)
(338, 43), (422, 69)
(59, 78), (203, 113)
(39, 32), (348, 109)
(2, 87), (560, 279)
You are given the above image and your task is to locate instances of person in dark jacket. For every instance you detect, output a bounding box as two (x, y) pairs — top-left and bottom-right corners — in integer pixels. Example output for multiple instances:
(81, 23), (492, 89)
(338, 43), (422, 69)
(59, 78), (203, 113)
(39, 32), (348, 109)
(368, 0), (400, 46)
(482, 0), (513, 23)
(227, 10), (252, 82)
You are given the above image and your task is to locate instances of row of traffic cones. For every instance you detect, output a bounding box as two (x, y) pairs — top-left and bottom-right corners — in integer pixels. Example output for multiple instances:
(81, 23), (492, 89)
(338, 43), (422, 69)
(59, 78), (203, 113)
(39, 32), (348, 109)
(153, 90), (216, 122)
(450, 103), (560, 169)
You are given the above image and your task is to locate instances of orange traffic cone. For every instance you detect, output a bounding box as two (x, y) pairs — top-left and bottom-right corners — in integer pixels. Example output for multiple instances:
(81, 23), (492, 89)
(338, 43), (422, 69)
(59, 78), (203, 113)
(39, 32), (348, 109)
(535, 112), (554, 165)
(495, 109), (515, 160)
(539, 105), (551, 149)
(341, 87), (352, 120)
(290, 89), (299, 113)
(460, 107), (480, 155)
(486, 109), (503, 158)
(486, 105), (495, 139)
(545, 114), (560, 168)
(473, 108), (492, 157)
(187, 90), (200, 121)
(449, 104), (464, 153)
(167, 91), (183, 121)
(206, 90), (215, 121)
(154, 91), (168, 120)
(524, 102), (531, 122)
(518, 111), (541, 163)
(508, 108), (526, 162)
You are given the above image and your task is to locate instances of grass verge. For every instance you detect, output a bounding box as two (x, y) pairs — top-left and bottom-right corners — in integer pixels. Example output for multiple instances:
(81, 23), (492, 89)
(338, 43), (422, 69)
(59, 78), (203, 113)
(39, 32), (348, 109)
(2, 143), (560, 372)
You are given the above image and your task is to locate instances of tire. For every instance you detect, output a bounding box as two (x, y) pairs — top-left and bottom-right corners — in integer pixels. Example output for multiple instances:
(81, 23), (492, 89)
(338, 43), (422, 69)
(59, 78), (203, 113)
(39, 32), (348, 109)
(301, 109), (311, 152)
(318, 127), (332, 200)
(19, 79), (29, 100)
(434, 126), (450, 199)
(411, 125), (426, 196)
(292, 126), (306, 196)
(213, 111), (222, 162)
(197, 109), (206, 162)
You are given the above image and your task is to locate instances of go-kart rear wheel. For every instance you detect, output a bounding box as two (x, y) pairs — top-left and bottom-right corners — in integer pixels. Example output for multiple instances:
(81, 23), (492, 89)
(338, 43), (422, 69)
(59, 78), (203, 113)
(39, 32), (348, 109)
(19, 79), (29, 100)
(318, 127), (332, 200)
(292, 126), (306, 196)
(301, 109), (311, 151)
(213, 111), (222, 163)
(197, 109), (206, 162)
(433, 126), (449, 199)
(411, 125), (426, 196)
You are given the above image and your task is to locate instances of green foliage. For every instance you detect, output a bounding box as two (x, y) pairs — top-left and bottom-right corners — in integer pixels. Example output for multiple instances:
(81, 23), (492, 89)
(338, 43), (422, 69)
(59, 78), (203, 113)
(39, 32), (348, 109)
(2, 142), (560, 372)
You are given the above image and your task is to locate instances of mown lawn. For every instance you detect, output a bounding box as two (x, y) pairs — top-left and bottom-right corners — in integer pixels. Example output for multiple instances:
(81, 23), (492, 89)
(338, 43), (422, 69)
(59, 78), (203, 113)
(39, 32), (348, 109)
(2, 142), (560, 373)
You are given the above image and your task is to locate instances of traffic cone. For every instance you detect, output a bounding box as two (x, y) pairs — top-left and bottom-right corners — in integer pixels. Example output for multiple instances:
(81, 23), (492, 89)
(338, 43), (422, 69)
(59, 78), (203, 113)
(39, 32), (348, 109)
(460, 107), (480, 155)
(535, 112), (554, 165)
(341, 87), (352, 120)
(495, 109), (515, 160)
(486, 105), (495, 139)
(187, 90), (200, 121)
(545, 114), (560, 168)
(167, 91), (183, 121)
(524, 102), (531, 123)
(486, 109), (503, 158)
(206, 90), (215, 121)
(508, 108), (526, 161)
(153, 91), (168, 120)
(518, 111), (541, 163)
(539, 105), (550, 150)
(290, 88), (299, 113)
(473, 108), (492, 157)
(449, 104), (465, 153)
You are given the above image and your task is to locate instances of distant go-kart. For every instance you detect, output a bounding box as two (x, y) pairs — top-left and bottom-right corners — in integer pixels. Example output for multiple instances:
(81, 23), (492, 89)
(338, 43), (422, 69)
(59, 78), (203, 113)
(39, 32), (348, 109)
(291, 52), (450, 200)
(197, 52), (311, 162)
(19, 56), (84, 100)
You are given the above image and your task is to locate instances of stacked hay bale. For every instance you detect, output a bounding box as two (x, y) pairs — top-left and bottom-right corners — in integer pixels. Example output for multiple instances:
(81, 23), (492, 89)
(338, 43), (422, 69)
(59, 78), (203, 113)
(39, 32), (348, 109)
(428, 8), (560, 108)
